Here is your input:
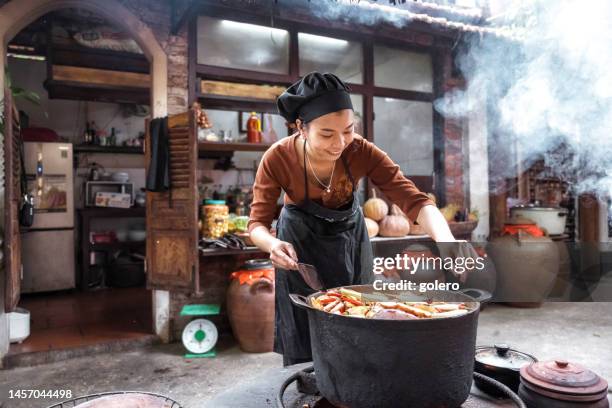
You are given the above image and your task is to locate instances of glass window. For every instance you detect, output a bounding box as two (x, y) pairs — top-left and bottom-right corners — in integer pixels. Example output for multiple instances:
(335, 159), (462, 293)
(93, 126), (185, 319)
(374, 46), (433, 92)
(373, 97), (433, 176)
(349, 94), (364, 134)
(205, 109), (288, 143)
(197, 16), (290, 74)
(298, 33), (363, 84)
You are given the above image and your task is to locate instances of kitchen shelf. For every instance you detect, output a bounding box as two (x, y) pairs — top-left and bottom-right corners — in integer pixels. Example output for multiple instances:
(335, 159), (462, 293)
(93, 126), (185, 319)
(78, 207), (146, 217)
(198, 141), (272, 153)
(74, 145), (144, 155)
(77, 206), (146, 291)
(199, 247), (265, 257)
(90, 241), (146, 251)
(45, 79), (149, 105)
(370, 235), (430, 242)
(196, 92), (277, 113)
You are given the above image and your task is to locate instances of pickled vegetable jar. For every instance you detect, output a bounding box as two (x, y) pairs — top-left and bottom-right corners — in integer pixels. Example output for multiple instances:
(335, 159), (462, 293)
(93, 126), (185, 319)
(202, 199), (229, 238)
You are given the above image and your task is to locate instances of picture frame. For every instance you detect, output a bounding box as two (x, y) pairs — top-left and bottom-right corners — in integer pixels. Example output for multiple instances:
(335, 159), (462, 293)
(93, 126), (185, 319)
(238, 111), (264, 133)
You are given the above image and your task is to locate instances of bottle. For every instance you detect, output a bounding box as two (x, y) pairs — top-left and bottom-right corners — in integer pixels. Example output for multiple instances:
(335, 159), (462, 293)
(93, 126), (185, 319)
(91, 121), (99, 145)
(246, 112), (262, 143)
(109, 127), (117, 146)
(84, 122), (91, 144)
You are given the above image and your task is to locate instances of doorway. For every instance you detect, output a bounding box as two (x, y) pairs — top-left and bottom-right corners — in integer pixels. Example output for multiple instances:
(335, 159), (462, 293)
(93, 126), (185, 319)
(0, 0), (169, 364)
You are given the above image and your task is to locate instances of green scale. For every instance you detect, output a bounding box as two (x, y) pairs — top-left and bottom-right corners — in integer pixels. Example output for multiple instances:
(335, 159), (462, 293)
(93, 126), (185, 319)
(180, 304), (220, 358)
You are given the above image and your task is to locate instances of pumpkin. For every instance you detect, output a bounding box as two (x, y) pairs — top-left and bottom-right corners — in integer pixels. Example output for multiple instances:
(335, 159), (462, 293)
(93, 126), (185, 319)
(364, 217), (379, 238)
(363, 189), (388, 221)
(379, 205), (411, 237)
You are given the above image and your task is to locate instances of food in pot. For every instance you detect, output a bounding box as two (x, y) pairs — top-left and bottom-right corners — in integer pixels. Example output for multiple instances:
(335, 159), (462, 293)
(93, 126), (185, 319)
(310, 288), (468, 319)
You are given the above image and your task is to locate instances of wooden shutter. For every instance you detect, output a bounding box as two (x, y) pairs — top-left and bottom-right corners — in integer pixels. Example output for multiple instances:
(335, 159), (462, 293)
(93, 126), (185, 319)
(3, 88), (22, 312)
(145, 110), (199, 292)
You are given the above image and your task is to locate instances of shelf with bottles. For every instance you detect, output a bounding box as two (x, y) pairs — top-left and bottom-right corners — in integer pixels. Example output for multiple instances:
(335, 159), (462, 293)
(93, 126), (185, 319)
(76, 120), (145, 154)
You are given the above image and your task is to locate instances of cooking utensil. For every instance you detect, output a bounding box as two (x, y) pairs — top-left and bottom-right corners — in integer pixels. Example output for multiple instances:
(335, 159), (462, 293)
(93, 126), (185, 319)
(519, 359), (609, 408)
(475, 343), (537, 397)
(296, 263), (323, 290)
(289, 284), (480, 408)
(510, 205), (568, 235)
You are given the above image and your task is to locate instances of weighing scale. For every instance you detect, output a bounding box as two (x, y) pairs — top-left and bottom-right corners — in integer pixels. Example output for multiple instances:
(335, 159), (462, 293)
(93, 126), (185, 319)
(180, 304), (220, 358)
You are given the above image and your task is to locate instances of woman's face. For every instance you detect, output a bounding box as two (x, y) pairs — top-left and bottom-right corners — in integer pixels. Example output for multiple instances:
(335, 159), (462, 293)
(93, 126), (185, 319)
(301, 109), (355, 161)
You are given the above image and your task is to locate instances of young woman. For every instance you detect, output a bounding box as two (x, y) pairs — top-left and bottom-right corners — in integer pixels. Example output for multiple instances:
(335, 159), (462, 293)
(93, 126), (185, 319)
(249, 72), (468, 366)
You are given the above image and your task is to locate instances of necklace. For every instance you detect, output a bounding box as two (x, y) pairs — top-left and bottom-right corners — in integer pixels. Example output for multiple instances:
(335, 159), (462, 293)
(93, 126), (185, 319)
(305, 141), (336, 193)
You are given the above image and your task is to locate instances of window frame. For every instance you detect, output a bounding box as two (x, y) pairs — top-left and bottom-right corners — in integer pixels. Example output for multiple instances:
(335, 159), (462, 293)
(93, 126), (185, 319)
(189, 11), (445, 201)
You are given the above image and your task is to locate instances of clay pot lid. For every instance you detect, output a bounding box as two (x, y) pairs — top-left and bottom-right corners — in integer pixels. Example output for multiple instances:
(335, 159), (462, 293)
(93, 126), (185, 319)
(475, 344), (537, 371)
(241, 259), (273, 270)
(520, 359), (609, 400)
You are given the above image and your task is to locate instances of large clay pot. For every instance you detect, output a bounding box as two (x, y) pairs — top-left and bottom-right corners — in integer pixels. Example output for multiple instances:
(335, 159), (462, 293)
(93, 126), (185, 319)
(227, 260), (275, 352)
(463, 243), (497, 294)
(549, 240), (572, 300)
(487, 230), (559, 306)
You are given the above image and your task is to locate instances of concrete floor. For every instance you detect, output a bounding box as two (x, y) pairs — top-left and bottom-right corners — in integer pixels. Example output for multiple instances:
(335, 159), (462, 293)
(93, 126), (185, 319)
(1, 303), (611, 408)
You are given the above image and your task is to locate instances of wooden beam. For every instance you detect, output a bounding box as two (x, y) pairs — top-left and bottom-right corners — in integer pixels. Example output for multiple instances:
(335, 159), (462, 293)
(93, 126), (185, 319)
(52, 65), (150, 88)
(200, 80), (285, 101)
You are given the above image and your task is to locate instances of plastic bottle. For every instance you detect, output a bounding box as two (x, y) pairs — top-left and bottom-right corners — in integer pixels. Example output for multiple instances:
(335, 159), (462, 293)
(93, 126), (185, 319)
(246, 112), (262, 143)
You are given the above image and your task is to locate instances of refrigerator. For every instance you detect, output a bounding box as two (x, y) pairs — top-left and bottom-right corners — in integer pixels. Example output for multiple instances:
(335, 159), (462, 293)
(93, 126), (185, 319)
(21, 142), (75, 293)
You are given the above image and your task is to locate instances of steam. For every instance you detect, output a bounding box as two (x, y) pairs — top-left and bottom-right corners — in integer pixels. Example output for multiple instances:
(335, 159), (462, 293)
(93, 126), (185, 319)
(304, 0), (612, 199)
(435, 0), (612, 199)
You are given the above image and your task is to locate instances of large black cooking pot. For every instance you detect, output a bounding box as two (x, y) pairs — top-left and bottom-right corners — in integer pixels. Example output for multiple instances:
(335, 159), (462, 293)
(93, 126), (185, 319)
(289, 285), (482, 408)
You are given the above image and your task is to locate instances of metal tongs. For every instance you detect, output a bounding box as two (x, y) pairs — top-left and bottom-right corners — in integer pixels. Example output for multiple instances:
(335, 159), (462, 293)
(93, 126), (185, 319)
(296, 263), (324, 291)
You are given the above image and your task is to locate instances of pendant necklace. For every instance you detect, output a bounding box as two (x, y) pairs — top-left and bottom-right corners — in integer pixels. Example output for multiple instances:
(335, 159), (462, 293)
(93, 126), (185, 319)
(305, 141), (336, 193)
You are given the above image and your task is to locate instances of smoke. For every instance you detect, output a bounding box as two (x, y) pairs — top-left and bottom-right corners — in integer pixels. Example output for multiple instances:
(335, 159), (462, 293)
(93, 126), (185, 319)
(435, 0), (612, 199)
(301, 0), (611, 199)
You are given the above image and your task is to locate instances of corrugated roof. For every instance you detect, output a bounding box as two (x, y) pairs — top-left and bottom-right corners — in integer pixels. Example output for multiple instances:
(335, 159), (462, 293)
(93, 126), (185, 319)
(342, 0), (518, 39)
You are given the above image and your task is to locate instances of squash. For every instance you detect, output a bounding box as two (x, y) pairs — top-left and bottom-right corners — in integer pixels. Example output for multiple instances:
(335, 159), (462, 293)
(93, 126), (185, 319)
(379, 205), (411, 237)
(364, 217), (379, 238)
(363, 189), (388, 221)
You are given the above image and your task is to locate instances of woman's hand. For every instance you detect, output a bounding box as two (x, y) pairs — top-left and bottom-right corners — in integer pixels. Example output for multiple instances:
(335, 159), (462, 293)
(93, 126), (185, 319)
(416, 205), (455, 242)
(436, 240), (480, 283)
(250, 224), (299, 270)
(269, 239), (299, 270)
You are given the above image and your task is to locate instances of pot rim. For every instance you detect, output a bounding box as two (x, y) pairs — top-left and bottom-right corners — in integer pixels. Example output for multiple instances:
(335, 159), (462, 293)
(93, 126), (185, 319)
(511, 206), (568, 213)
(292, 284), (481, 322)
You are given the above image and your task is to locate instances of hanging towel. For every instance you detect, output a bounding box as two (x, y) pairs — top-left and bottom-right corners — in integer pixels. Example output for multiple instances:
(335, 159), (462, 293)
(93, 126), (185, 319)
(146, 117), (170, 192)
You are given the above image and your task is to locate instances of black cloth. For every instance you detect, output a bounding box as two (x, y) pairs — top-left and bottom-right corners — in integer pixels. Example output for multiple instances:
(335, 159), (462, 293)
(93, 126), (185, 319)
(277, 72), (353, 123)
(146, 117), (170, 192)
(274, 139), (373, 366)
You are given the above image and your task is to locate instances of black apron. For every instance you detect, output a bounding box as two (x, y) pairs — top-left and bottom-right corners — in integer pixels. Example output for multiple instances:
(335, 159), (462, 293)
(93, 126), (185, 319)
(274, 140), (374, 366)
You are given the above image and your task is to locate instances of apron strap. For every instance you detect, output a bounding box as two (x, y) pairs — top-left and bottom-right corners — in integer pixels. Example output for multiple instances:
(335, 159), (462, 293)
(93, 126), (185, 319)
(303, 138), (309, 200)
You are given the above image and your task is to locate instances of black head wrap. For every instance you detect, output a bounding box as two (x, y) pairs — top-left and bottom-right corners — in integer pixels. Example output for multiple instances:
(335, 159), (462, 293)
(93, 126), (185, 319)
(277, 72), (353, 123)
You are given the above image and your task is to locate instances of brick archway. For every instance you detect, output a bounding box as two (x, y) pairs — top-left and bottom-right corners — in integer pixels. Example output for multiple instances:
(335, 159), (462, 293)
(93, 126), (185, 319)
(0, 0), (170, 342)
(0, 0), (168, 117)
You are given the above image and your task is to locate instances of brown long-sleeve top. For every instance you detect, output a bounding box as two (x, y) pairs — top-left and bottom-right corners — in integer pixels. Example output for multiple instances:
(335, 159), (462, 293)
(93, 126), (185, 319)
(248, 134), (435, 232)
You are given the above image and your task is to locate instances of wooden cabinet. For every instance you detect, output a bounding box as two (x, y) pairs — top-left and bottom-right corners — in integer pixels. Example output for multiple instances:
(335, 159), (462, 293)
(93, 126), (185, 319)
(145, 110), (199, 293)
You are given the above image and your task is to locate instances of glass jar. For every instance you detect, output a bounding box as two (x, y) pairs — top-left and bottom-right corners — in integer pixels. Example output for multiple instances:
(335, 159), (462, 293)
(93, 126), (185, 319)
(202, 199), (229, 238)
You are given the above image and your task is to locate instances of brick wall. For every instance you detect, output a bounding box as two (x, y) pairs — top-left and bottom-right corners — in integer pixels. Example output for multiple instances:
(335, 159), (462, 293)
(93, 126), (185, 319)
(118, 0), (189, 115)
(441, 52), (468, 208)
